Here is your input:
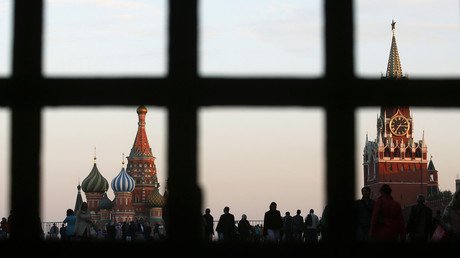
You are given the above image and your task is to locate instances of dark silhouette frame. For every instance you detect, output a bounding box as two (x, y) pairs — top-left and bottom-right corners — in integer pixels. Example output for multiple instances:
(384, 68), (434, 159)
(2, 0), (460, 252)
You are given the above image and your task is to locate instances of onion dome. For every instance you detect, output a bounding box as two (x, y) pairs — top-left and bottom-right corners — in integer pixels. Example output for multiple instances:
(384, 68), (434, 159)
(147, 182), (165, 208)
(98, 192), (114, 210)
(81, 155), (109, 193)
(111, 159), (135, 193)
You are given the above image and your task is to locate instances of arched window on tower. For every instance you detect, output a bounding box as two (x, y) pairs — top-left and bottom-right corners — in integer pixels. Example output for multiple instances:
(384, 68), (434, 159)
(415, 148), (422, 158)
(394, 147), (400, 159)
(384, 147), (391, 158)
(405, 148), (412, 159)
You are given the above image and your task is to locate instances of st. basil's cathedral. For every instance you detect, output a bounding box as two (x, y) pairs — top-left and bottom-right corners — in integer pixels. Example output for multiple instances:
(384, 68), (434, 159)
(74, 105), (166, 229)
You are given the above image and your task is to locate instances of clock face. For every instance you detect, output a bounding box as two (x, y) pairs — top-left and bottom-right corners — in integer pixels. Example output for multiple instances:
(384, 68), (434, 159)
(389, 115), (410, 136)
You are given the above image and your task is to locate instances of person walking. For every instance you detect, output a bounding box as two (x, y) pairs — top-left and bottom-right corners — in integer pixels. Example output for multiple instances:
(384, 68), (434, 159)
(263, 202), (282, 243)
(355, 186), (375, 241)
(106, 221), (117, 241)
(115, 222), (122, 240)
(75, 202), (93, 240)
(369, 184), (405, 242)
(216, 206), (236, 242)
(48, 223), (59, 240)
(305, 209), (319, 243)
(203, 208), (214, 241)
(292, 209), (304, 242)
(441, 190), (460, 240)
(1, 217), (7, 239)
(282, 211), (293, 242)
(406, 194), (432, 242)
(63, 209), (76, 241)
(126, 221), (137, 242)
(237, 214), (252, 242)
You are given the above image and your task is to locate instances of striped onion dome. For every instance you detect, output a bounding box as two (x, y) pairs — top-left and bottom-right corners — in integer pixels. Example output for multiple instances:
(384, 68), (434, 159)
(147, 183), (165, 208)
(81, 162), (109, 193)
(111, 166), (135, 193)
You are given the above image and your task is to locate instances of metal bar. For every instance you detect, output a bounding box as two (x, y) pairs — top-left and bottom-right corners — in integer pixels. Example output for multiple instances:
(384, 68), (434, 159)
(166, 0), (201, 242)
(10, 0), (43, 241)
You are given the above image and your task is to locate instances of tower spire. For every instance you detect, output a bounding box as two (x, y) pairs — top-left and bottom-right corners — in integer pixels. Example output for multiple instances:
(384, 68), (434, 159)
(383, 20), (406, 80)
(129, 105), (153, 157)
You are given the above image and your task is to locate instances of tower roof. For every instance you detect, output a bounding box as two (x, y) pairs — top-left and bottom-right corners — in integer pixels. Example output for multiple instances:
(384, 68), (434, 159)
(428, 156), (436, 171)
(383, 20), (406, 80)
(129, 105), (153, 157)
(111, 158), (136, 193)
(147, 182), (165, 208)
(81, 158), (109, 193)
(74, 184), (83, 212)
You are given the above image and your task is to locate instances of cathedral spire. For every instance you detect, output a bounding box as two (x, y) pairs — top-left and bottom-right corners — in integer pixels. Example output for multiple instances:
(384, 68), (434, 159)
(129, 105), (153, 157)
(383, 20), (407, 80)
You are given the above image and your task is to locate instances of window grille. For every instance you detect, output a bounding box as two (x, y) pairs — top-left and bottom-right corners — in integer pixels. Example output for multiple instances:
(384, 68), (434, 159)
(2, 0), (459, 247)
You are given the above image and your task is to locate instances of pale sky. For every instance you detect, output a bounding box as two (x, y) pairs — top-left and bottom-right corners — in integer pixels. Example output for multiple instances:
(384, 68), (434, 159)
(0, 0), (459, 222)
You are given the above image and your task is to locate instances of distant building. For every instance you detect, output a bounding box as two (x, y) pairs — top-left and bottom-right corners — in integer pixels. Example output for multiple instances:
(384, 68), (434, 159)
(77, 105), (166, 229)
(362, 21), (440, 209)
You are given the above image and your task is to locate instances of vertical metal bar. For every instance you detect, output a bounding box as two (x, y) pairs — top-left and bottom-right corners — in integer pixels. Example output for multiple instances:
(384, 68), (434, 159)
(325, 0), (354, 79)
(12, 0), (43, 77)
(10, 0), (43, 241)
(324, 0), (356, 243)
(168, 0), (198, 78)
(166, 0), (201, 241)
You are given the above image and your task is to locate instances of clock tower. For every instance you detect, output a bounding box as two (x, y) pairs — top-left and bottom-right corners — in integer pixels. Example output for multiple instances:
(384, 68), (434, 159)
(363, 21), (439, 208)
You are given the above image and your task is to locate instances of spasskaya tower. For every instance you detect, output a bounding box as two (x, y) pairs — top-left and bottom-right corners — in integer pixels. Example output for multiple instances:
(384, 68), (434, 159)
(363, 21), (439, 208)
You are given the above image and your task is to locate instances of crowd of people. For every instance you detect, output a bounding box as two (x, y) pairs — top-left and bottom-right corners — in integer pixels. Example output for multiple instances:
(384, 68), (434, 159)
(205, 203), (322, 243)
(0, 202), (165, 241)
(206, 185), (460, 243)
(2, 185), (460, 243)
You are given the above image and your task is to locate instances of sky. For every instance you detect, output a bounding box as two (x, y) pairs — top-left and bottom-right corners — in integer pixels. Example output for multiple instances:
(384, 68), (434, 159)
(0, 0), (460, 222)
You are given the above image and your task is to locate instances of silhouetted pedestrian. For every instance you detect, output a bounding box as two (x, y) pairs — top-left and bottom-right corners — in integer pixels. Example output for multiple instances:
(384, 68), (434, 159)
(406, 194), (432, 242)
(292, 209), (304, 242)
(238, 214), (251, 241)
(106, 221), (116, 241)
(282, 211), (293, 242)
(59, 224), (66, 240)
(75, 202), (93, 240)
(1, 217), (7, 239)
(49, 223), (59, 240)
(203, 208), (214, 241)
(305, 209), (319, 243)
(355, 186), (375, 241)
(143, 222), (152, 241)
(126, 221), (137, 241)
(216, 206), (236, 241)
(263, 202), (282, 243)
(442, 190), (460, 240)
(369, 184), (405, 242)
(63, 208), (76, 241)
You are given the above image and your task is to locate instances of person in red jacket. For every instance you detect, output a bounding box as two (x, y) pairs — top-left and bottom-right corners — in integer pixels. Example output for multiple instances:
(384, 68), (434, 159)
(369, 184), (406, 242)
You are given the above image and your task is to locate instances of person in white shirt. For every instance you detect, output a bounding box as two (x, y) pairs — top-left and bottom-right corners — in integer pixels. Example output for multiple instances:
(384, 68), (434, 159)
(305, 209), (319, 243)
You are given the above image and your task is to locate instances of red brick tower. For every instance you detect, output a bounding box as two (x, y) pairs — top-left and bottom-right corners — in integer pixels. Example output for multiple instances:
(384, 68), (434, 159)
(363, 21), (439, 208)
(126, 105), (159, 219)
